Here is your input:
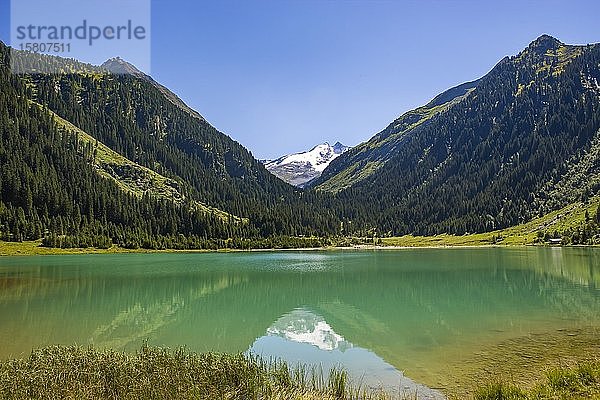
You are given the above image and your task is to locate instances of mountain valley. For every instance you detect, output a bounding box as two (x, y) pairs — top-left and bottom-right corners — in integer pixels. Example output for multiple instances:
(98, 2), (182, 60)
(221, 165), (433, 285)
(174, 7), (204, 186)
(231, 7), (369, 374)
(1, 35), (600, 248)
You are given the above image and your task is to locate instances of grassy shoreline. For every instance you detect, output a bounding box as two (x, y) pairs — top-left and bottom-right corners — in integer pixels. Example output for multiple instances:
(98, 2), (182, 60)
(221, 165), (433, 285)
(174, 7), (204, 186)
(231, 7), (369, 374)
(1, 237), (596, 257)
(1, 345), (599, 400)
(0, 345), (388, 400)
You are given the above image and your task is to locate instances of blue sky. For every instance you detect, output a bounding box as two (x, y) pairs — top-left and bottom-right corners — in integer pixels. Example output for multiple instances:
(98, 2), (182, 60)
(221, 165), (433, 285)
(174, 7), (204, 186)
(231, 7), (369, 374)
(7, 0), (150, 72)
(2, 1), (600, 158)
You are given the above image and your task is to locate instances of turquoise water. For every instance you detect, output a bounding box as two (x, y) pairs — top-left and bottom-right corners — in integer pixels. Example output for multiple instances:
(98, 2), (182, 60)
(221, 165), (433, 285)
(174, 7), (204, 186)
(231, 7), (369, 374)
(1, 248), (599, 396)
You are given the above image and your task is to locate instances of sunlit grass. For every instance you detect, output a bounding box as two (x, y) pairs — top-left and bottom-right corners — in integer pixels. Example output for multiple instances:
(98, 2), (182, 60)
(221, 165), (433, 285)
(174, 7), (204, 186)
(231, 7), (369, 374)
(382, 195), (600, 247)
(474, 362), (600, 400)
(0, 345), (396, 400)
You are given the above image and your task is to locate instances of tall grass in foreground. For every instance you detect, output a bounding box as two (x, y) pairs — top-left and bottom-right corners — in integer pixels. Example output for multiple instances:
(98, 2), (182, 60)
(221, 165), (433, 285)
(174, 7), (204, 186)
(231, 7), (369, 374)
(0, 345), (392, 400)
(475, 362), (600, 400)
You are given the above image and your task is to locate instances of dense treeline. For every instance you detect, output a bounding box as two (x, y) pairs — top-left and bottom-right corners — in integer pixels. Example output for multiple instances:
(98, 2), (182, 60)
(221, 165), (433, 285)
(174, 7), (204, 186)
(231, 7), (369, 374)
(0, 77), (253, 248)
(15, 47), (346, 238)
(553, 204), (600, 245)
(0, 90), (336, 249)
(323, 36), (600, 236)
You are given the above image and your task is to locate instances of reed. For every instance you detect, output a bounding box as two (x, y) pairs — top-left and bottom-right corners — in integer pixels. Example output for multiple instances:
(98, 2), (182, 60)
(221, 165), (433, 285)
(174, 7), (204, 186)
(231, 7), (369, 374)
(0, 345), (395, 399)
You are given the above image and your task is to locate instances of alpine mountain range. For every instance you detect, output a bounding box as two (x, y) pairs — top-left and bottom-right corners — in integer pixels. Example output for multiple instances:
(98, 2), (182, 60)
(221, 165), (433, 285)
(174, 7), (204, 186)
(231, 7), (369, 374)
(1, 34), (600, 249)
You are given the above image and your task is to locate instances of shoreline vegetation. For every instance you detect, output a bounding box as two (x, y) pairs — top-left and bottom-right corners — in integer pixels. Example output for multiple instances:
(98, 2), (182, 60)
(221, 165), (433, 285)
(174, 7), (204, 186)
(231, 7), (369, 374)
(0, 238), (565, 257)
(0, 236), (597, 257)
(0, 345), (373, 400)
(0, 345), (598, 400)
(474, 361), (600, 400)
(2, 195), (599, 256)
(0, 345), (397, 400)
(2, 204), (599, 399)
(440, 326), (600, 399)
(0, 237), (598, 257)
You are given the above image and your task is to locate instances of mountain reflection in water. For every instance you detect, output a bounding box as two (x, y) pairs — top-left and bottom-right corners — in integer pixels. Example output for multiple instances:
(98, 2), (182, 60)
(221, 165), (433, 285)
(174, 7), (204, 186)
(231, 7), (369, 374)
(248, 308), (446, 400)
(1, 248), (599, 398)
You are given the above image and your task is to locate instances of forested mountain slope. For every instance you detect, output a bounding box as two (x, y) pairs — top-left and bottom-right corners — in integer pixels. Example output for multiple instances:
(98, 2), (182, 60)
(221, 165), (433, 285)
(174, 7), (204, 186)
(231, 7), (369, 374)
(315, 35), (600, 236)
(0, 42), (344, 248)
(2, 35), (600, 248)
(315, 79), (479, 192)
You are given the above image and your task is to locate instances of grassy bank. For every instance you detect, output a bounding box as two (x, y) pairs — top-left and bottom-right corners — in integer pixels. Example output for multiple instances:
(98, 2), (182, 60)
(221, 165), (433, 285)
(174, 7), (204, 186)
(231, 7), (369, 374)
(0, 238), (337, 256)
(383, 195), (600, 247)
(0, 345), (391, 400)
(0, 237), (497, 257)
(0, 239), (219, 256)
(0, 240), (139, 256)
(1, 346), (599, 400)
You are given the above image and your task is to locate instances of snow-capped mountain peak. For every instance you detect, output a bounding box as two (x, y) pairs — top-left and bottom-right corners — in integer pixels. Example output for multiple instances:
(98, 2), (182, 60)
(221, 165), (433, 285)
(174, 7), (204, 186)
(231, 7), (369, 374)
(275, 142), (347, 173)
(263, 142), (350, 187)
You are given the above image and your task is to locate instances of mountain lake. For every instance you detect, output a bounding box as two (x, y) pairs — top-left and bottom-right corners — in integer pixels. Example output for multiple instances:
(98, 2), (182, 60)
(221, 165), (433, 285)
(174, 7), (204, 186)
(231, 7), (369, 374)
(1, 248), (599, 398)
